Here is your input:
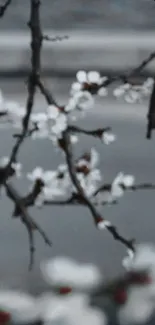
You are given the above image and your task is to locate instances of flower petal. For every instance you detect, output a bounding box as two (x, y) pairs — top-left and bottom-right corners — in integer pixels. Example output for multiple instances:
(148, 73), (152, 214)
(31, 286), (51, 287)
(47, 105), (59, 119)
(87, 71), (100, 84)
(76, 70), (87, 83)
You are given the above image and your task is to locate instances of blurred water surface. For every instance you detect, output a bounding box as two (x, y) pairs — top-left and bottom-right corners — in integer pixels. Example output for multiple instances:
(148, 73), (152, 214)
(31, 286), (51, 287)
(0, 0), (154, 31)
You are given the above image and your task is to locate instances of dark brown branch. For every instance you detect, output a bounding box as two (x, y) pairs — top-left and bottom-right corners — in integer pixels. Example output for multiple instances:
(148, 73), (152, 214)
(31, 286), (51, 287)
(68, 125), (111, 137)
(0, 0), (12, 17)
(62, 130), (134, 251)
(5, 0), (42, 177)
(37, 79), (58, 106)
(43, 35), (69, 42)
(5, 182), (52, 269)
(146, 79), (155, 139)
(103, 51), (155, 87)
(1, 0), (53, 268)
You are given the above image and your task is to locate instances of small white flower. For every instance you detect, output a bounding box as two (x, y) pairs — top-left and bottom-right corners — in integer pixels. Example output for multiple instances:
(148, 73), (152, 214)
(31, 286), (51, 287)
(143, 77), (154, 89)
(122, 175), (135, 187)
(47, 105), (59, 119)
(51, 113), (67, 135)
(40, 256), (102, 290)
(0, 157), (22, 177)
(113, 87), (125, 98)
(0, 156), (9, 167)
(76, 70), (87, 83)
(112, 172), (135, 198)
(122, 249), (135, 270)
(98, 87), (108, 97)
(123, 84), (131, 90)
(43, 171), (57, 184)
(57, 164), (68, 173)
(31, 112), (47, 123)
(125, 90), (140, 104)
(11, 162), (22, 178)
(90, 148), (99, 169)
(102, 132), (116, 145)
(70, 83), (82, 97)
(118, 287), (155, 325)
(73, 91), (94, 110)
(42, 186), (66, 200)
(70, 134), (78, 144)
(97, 220), (111, 230)
(27, 167), (44, 181)
(123, 243), (155, 273)
(87, 71), (100, 84)
(39, 292), (107, 325)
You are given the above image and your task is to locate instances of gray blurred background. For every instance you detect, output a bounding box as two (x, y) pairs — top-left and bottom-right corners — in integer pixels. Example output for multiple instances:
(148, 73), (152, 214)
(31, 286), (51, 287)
(0, 0), (154, 300)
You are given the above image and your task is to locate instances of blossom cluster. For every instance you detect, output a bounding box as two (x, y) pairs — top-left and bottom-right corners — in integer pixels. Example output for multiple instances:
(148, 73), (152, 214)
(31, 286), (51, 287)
(26, 148), (135, 208)
(0, 244), (155, 325)
(113, 78), (154, 104)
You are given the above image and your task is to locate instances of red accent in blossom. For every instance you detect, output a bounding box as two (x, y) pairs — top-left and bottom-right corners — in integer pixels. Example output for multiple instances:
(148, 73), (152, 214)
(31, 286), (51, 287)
(58, 106), (65, 112)
(76, 165), (90, 175)
(96, 216), (104, 224)
(113, 289), (127, 305)
(128, 271), (152, 284)
(59, 287), (72, 295)
(0, 311), (10, 324)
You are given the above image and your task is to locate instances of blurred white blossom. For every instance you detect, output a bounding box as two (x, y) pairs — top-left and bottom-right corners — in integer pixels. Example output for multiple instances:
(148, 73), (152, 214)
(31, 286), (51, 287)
(111, 172), (135, 199)
(119, 243), (155, 324)
(27, 165), (71, 206)
(40, 256), (102, 290)
(113, 78), (154, 104)
(47, 105), (67, 137)
(0, 290), (38, 323)
(39, 292), (106, 325)
(102, 132), (116, 145)
(0, 156), (22, 178)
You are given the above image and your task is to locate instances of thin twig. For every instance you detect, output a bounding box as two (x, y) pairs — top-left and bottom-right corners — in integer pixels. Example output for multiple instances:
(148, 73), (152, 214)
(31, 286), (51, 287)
(0, 0), (12, 17)
(43, 35), (69, 42)
(2, 0), (52, 269)
(146, 79), (155, 139)
(103, 51), (155, 87)
(5, 182), (52, 268)
(68, 125), (111, 137)
(62, 130), (134, 251)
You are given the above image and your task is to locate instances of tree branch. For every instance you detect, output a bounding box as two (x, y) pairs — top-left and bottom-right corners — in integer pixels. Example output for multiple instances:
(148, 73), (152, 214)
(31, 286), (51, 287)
(103, 51), (155, 87)
(0, 0), (12, 17)
(68, 125), (111, 137)
(5, 182), (52, 269)
(146, 79), (155, 139)
(62, 130), (134, 251)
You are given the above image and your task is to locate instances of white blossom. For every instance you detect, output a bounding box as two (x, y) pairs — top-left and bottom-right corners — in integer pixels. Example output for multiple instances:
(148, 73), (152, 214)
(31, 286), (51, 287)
(111, 172), (135, 198)
(5, 101), (25, 128)
(27, 167), (44, 182)
(97, 220), (111, 230)
(98, 87), (108, 97)
(102, 132), (116, 145)
(118, 287), (155, 325)
(0, 290), (38, 323)
(40, 256), (102, 290)
(120, 243), (155, 324)
(0, 156), (22, 178)
(90, 148), (100, 169)
(71, 70), (107, 97)
(38, 292), (106, 325)
(124, 90), (140, 104)
(73, 91), (94, 110)
(47, 105), (67, 137)
(122, 243), (155, 274)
